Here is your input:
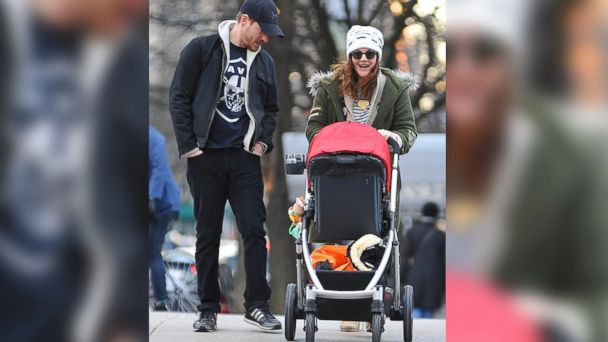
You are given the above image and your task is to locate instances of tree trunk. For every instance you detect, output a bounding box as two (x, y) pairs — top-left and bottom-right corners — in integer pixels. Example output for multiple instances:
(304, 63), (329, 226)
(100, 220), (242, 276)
(310, 0), (339, 67)
(264, 0), (297, 314)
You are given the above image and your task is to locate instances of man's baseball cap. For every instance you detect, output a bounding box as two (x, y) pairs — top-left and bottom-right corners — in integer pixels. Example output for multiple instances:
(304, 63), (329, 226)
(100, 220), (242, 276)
(240, 0), (284, 38)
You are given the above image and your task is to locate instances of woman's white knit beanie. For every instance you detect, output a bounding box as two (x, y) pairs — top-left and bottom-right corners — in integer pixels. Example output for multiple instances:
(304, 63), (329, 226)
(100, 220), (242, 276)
(346, 25), (384, 59)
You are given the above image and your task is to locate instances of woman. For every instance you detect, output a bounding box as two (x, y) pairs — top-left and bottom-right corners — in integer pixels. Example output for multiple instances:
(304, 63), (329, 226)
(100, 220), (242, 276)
(306, 25), (418, 154)
(305, 25), (418, 332)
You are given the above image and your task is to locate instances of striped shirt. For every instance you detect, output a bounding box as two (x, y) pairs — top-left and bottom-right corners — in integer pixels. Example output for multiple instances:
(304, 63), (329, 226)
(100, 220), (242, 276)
(352, 99), (371, 124)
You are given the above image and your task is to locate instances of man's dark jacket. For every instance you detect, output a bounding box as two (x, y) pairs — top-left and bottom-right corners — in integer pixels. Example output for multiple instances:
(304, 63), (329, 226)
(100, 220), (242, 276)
(169, 23), (279, 156)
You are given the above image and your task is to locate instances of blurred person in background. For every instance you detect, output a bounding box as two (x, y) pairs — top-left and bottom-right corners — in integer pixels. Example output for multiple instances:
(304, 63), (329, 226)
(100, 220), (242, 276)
(169, 0), (283, 333)
(0, 0), (148, 341)
(149, 125), (180, 311)
(447, 0), (608, 341)
(401, 202), (445, 319)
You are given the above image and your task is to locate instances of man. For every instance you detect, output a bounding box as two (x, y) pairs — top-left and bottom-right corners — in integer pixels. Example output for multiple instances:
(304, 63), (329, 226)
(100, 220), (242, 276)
(401, 202), (445, 318)
(169, 0), (283, 333)
(149, 125), (180, 311)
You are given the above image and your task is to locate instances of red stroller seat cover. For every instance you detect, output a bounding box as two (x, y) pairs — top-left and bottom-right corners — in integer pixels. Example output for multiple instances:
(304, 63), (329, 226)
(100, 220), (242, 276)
(307, 122), (392, 188)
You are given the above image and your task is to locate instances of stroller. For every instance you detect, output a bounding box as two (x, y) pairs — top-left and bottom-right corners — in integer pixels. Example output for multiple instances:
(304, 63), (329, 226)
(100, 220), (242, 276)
(284, 122), (413, 342)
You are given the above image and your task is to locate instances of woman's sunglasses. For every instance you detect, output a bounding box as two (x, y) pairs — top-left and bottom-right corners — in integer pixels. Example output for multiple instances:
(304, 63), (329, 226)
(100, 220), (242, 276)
(350, 50), (378, 60)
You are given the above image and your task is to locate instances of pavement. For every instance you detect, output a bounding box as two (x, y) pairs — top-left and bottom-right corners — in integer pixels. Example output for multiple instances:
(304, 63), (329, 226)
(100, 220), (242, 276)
(150, 312), (445, 342)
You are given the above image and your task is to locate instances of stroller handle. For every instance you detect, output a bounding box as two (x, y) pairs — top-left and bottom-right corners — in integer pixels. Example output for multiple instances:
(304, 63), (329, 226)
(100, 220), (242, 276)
(386, 137), (400, 155)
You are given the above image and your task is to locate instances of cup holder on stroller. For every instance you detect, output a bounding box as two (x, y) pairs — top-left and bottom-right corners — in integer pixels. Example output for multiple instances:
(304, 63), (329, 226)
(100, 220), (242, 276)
(285, 154), (306, 175)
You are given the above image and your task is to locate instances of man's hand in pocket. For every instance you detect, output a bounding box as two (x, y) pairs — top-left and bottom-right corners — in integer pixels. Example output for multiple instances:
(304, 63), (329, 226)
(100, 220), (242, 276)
(252, 142), (265, 157)
(185, 148), (203, 158)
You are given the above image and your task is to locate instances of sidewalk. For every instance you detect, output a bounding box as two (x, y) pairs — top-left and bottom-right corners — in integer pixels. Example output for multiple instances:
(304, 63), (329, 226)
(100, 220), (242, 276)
(150, 312), (445, 342)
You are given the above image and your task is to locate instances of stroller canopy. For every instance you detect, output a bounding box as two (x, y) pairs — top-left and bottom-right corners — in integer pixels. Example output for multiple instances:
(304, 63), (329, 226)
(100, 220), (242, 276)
(307, 122), (392, 188)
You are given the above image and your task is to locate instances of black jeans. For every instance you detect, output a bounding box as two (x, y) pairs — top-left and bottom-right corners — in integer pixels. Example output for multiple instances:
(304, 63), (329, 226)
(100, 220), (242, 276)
(187, 148), (271, 313)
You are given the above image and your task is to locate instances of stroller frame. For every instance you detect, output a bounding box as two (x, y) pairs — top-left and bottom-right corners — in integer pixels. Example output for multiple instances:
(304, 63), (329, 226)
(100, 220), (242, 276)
(284, 138), (413, 342)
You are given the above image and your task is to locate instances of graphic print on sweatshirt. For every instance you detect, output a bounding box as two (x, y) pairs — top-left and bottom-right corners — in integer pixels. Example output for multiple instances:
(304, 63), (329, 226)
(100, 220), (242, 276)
(220, 62), (246, 114)
(207, 43), (250, 149)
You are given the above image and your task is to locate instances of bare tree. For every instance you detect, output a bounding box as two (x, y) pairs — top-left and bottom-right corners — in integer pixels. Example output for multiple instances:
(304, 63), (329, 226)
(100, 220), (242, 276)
(262, 0), (298, 314)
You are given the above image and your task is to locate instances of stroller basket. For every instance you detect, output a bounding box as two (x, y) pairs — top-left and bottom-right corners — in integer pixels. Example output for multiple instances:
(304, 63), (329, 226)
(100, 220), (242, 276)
(314, 270), (380, 322)
(316, 270), (378, 290)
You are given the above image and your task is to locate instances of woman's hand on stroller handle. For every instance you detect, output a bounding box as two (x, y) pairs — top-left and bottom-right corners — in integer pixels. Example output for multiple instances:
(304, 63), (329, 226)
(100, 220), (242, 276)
(377, 129), (402, 153)
(386, 137), (401, 154)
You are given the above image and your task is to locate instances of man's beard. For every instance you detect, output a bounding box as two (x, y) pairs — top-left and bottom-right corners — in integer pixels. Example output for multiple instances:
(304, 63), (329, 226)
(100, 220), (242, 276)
(245, 40), (259, 52)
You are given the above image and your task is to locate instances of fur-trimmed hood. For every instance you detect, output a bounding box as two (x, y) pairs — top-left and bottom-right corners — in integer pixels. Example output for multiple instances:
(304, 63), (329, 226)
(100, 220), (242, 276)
(306, 68), (420, 97)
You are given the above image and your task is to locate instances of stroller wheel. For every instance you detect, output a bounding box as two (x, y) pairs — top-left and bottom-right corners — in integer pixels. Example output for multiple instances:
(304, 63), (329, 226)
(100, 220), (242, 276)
(402, 285), (413, 342)
(305, 312), (316, 342)
(371, 312), (384, 342)
(284, 283), (297, 341)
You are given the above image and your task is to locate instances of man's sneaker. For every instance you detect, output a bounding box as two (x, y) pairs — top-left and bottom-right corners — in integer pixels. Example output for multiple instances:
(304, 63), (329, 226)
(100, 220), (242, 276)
(193, 311), (217, 332)
(243, 307), (282, 331)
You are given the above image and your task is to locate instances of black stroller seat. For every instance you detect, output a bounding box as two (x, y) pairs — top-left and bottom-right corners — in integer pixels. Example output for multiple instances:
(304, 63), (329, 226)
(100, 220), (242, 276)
(308, 153), (386, 242)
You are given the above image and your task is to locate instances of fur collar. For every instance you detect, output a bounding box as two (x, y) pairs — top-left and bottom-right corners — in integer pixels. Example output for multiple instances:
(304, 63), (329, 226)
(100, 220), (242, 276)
(306, 69), (420, 97)
(347, 234), (384, 271)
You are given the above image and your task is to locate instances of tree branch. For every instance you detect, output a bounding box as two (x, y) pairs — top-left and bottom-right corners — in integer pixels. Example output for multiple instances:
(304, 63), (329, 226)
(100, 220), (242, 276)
(309, 0), (340, 66)
(383, 0), (419, 68)
(357, 0), (364, 24)
(364, 0), (386, 26)
(342, 0), (353, 27)
(149, 14), (206, 28)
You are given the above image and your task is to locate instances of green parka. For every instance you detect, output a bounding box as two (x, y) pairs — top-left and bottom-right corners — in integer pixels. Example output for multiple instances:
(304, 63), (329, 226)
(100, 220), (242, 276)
(305, 68), (418, 154)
